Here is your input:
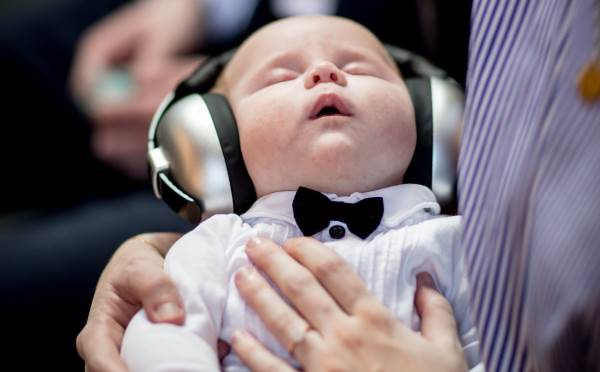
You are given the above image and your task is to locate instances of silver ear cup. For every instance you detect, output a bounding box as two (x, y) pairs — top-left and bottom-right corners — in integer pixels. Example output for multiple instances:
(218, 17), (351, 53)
(430, 77), (464, 207)
(149, 94), (234, 222)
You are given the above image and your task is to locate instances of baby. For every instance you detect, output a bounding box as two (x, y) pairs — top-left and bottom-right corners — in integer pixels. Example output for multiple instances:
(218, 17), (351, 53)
(121, 15), (481, 371)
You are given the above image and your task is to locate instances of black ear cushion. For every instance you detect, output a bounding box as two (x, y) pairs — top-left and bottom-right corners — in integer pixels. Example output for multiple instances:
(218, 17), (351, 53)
(404, 78), (433, 187)
(384, 44), (448, 79)
(175, 50), (236, 98)
(202, 93), (257, 214)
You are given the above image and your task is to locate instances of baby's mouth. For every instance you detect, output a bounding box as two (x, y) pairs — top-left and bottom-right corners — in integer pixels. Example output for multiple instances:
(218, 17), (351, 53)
(315, 106), (343, 117)
(309, 93), (352, 119)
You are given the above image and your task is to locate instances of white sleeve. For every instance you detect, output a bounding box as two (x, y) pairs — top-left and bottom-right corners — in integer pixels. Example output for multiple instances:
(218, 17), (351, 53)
(121, 215), (241, 372)
(447, 218), (485, 372)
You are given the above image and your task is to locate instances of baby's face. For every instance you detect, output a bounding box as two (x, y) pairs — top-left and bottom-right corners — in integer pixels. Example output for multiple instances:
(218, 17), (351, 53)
(222, 16), (416, 197)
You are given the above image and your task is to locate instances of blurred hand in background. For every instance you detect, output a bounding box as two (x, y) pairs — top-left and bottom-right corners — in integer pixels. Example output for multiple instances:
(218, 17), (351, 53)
(85, 56), (202, 178)
(69, 0), (206, 178)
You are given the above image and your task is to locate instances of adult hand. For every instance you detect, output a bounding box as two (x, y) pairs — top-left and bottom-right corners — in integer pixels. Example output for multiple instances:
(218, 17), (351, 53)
(88, 56), (202, 179)
(232, 237), (468, 372)
(76, 233), (184, 372)
(69, 0), (206, 178)
(70, 0), (205, 101)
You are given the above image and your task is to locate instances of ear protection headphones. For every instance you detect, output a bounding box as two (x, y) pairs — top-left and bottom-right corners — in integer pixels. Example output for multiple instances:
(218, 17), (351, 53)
(148, 45), (464, 224)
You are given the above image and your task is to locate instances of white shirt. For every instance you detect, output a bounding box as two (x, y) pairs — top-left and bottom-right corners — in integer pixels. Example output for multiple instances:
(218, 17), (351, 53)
(122, 184), (483, 371)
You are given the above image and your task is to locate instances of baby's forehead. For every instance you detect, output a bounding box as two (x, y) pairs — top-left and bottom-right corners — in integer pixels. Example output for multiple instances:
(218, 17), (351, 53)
(219, 16), (400, 93)
(239, 18), (391, 64)
(258, 19), (387, 56)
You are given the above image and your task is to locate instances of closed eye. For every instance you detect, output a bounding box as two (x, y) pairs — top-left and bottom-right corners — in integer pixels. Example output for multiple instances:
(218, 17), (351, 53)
(342, 62), (379, 77)
(264, 68), (299, 86)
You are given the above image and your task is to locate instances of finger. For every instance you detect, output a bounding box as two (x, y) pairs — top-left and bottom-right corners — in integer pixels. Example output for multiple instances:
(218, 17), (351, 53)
(415, 272), (461, 348)
(92, 126), (147, 153)
(70, 12), (138, 102)
(77, 319), (128, 372)
(231, 330), (298, 372)
(113, 250), (184, 325)
(91, 99), (154, 129)
(129, 56), (203, 87)
(245, 237), (345, 330)
(136, 275), (184, 325)
(282, 237), (376, 314)
(287, 328), (324, 368)
(89, 101), (153, 175)
(91, 126), (147, 174)
(234, 265), (313, 353)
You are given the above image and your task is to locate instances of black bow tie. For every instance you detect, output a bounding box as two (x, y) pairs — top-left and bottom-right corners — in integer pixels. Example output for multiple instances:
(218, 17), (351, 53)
(292, 186), (384, 239)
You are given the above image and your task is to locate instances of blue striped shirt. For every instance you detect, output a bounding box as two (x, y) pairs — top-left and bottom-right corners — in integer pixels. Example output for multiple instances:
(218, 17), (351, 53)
(460, 0), (600, 371)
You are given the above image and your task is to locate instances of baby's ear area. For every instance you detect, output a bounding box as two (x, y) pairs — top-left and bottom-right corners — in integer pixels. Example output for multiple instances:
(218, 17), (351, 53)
(149, 90), (255, 224)
(173, 48), (237, 98)
(210, 72), (230, 97)
(148, 48), (257, 224)
(201, 93), (257, 215)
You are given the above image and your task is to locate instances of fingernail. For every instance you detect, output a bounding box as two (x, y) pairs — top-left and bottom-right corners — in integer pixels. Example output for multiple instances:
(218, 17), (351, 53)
(232, 329), (250, 345)
(416, 272), (438, 291)
(245, 236), (265, 250)
(155, 302), (183, 320)
(235, 266), (256, 284)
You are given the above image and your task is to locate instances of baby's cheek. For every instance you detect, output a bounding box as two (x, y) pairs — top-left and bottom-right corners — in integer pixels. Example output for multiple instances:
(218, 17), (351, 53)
(241, 124), (280, 161)
(238, 115), (290, 191)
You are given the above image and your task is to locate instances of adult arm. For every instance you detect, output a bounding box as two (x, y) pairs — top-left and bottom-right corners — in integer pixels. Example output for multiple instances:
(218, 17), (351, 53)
(233, 237), (470, 372)
(121, 219), (231, 371)
(76, 233), (184, 372)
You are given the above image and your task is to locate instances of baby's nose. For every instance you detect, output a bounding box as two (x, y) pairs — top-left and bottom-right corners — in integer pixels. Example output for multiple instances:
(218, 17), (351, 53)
(304, 61), (347, 89)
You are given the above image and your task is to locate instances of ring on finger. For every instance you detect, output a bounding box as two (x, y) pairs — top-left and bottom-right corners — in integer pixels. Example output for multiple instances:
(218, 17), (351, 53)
(286, 325), (310, 355)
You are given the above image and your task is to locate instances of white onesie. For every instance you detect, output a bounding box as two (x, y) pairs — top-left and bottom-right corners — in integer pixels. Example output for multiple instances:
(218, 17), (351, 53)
(122, 184), (482, 371)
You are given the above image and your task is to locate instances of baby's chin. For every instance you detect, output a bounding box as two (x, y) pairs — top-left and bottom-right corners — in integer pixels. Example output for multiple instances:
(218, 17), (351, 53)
(254, 163), (402, 197)
(290, 146), (403, 196)
(250, 133), (407, 196)
(293, 170), (402, 196)
(306, 132), (360, 165)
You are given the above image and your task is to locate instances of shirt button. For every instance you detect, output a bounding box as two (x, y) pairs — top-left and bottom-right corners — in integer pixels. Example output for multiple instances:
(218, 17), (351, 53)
(329, 225), (346, 239)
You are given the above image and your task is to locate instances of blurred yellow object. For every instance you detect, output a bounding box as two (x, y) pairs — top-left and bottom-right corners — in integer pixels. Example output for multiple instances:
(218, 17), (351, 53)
(578, 60), (600, 102)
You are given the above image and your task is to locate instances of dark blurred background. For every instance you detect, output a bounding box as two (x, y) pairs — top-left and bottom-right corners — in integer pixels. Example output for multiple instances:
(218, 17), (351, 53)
(0, 0), (470, 370)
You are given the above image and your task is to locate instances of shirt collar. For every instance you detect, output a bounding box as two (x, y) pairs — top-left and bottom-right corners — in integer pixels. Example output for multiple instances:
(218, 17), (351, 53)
(241, 184), (440, 229)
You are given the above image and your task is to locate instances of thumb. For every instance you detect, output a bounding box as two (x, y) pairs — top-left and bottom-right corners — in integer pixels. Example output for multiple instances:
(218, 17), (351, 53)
(113, 249), (185, 325)
(144, 277), (185, 325)
(77, 320), (129, 372)
(415, 272), (460, 348)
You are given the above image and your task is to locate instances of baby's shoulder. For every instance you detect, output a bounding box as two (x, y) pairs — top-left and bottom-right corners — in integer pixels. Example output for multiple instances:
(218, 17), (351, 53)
(409, 214), (462, 255)
(193, 213), (245, 234)
(384, 214), (462, 252)
(414, 214), (462, 235)
(167, 213), (253, 259)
